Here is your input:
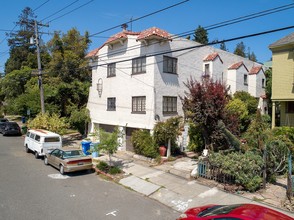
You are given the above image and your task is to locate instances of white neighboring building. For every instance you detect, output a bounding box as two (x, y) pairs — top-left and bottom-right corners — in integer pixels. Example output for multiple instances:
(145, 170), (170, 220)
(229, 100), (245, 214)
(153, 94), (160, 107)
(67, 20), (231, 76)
(86, 27), (266, 151)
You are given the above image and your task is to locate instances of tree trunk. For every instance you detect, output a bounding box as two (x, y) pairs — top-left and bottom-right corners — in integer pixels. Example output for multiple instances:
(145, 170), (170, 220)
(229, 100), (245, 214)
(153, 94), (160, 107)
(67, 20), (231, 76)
(167, 138), (171, 158)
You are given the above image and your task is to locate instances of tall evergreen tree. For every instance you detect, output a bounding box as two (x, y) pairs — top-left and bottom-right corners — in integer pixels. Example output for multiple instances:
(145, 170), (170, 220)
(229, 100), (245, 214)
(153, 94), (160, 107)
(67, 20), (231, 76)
(220, 42), (228, 51)
(193, 25), (208, 44)
(233, 41), (246, 57)
(5, 7), (36, 73)
(248, 51), (257, 62)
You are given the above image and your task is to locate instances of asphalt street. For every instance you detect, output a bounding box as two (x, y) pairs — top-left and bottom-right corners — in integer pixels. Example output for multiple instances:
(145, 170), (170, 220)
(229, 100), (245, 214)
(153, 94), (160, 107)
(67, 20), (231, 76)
(0, 135), (180, 220)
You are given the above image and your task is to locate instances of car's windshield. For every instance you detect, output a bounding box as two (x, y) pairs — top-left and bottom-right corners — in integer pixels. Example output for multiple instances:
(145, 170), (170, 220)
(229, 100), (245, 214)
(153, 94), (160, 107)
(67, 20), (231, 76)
(63, 150), (84, 158)
(198, 204), (242, 217)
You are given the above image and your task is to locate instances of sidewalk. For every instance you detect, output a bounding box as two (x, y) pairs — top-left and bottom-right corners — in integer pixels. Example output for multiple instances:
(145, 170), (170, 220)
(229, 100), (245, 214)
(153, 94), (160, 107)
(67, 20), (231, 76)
(94, 151), (294, 217)
(62, 135), (293, 217)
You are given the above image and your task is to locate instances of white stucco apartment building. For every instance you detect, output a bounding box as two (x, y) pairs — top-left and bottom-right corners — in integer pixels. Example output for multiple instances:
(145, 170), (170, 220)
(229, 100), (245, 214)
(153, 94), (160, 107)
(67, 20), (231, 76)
(86, 27), (266, 150)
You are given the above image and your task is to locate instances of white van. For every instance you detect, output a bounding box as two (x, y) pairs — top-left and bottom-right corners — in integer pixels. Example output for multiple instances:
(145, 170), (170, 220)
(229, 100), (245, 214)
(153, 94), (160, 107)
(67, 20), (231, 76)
(24, 129), (62, 159)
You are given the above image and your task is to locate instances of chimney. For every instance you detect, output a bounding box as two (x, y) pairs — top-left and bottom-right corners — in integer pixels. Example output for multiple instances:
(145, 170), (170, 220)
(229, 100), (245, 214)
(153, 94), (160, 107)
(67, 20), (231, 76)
(121, 23), (128, 31)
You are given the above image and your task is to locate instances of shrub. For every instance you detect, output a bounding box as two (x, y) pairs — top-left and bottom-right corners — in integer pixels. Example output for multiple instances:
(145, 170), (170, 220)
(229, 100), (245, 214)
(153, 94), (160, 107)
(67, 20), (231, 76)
(96, 161), (110, 173)
(131, 129), (159, 158)
(188, 123), (204, 153)
(96, 161), (121, 175)
(27, 112), (69, 134)
(209, 151), (264, 192)
(109, 166), (122, 175)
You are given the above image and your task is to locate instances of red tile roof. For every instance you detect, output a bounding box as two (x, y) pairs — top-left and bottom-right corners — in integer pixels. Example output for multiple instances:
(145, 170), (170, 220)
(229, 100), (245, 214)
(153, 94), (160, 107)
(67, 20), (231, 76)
(85, 48), (100, 58)
(249, 66), (263, 75)
(137, 27), (171, 41)
(203, 52), (223, 63)
(105, 31), (140, 45)
(228, 61), (248, 71)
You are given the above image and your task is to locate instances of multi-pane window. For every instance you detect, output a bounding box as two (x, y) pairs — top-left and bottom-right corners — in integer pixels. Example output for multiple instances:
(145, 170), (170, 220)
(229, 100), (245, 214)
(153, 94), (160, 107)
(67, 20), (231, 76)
(132, 56), (146, 74)
(163, 56), (177, 74)
(244, 74), (248, 85)
(163, 96), (177, 114)
(286, 101), (294, 113)
(107, 97), (116, 111)
(107, 63), (116, 77)
(132, 96), (146, 113)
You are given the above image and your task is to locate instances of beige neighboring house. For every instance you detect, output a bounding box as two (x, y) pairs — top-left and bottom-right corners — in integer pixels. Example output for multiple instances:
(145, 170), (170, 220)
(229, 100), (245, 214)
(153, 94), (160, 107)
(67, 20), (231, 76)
(269, 32), (294, 128)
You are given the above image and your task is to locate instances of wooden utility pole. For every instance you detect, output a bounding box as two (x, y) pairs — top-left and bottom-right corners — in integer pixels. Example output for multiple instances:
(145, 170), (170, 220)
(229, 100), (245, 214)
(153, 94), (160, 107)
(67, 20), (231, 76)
(28, 20), (48, 113)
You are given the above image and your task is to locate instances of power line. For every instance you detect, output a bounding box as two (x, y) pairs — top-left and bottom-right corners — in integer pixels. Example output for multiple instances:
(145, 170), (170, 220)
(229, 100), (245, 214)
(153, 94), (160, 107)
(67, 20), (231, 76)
(178, 3), (294, 37)
(89, 25), (294, 69)
(47, 0), (94, 24)
(89, 0), (190, 37)
(33, 0), (51, 12)
(93, 2), (294, 60)
(40, 0), (79, 22)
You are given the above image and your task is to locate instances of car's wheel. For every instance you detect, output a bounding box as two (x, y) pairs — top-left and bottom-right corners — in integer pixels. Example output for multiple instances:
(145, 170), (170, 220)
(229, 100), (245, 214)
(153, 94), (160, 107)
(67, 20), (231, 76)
(44, 156), (48, 165)
(59, 165), (65, 175)
(35, 151), (39, 159)
(25, 145), (30, 153)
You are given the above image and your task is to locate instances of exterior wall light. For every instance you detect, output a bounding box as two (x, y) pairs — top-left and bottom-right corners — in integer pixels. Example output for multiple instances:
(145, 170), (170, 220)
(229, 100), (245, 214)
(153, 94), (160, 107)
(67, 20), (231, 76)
(97, 78), (103, 97)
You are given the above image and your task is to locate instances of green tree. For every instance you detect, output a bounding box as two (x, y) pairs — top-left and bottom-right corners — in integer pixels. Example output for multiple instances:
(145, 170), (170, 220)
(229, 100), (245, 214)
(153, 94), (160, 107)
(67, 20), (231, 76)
(5, 7), (37, 73)
(46, 28), (91, 83)
(219, 42), (228, 51)
(233, 41), (246, 58)
(0, 67), (31, 100)
(98, 128), (120, 166)
(265, 68), (272, 115)
(248, 51), (257, 62)
(193, 25), (208, 44)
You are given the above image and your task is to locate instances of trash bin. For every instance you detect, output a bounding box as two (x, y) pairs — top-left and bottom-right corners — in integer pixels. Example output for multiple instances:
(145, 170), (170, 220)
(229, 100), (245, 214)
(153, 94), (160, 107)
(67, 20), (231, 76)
(21, 126), (27, 134)
(81, 140), (91, 155)
(21, 116), (26, 123)
(90, 142), (99, 158)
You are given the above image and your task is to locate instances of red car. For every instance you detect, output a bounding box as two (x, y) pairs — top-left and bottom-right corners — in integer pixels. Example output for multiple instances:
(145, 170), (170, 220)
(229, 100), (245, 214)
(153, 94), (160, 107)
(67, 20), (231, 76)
(177, 204), (293, 220)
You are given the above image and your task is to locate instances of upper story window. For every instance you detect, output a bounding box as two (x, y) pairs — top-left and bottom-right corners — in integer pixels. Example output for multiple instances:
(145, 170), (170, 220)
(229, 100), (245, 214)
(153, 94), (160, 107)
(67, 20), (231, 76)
(107, 97), (116, 111)
(163, 56), (177, 74)
(204, 64), (210, 76)
(244, 74), (248, 85)
(286, 101), (294, 113)
(107, 63), (116, 77)
(132, 56), (146, 74)
(132, 96), (146, 114)
(262, 79), (265, 88)
(163, 96), (177, 114)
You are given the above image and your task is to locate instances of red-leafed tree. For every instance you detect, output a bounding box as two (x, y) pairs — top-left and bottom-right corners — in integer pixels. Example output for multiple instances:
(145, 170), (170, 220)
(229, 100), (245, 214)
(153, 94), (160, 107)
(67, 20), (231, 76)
(181, 78), (239, 151)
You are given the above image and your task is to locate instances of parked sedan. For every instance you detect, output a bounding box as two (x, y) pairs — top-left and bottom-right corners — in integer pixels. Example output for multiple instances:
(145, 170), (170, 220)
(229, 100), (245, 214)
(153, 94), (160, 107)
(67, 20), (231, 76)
(0, 122), (6, 134)
(44, 148), (93, 175)
(2, 122), (22, 136)
(177, 203), (293, 220)
(0, 118), (8, 122)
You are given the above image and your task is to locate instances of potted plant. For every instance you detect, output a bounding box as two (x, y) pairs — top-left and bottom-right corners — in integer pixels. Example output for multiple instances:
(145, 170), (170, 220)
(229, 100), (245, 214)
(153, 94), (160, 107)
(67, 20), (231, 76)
(153, 116), (182, 157)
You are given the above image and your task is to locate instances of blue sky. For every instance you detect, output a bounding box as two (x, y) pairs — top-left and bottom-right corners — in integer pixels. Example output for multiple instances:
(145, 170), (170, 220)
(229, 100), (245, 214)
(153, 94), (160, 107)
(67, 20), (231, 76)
(0, 0), (293, 73)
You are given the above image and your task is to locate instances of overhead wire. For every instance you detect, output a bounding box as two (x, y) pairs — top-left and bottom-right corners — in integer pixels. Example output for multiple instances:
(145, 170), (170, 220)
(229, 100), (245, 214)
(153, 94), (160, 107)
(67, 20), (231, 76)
(93, 2), (294, 60)
(40, 0), (79, 22)
(89, 0), (190, 37)
(46, 0), (94, 24)
(33, 0), (51, 12)
(90, 25), (294, 69)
